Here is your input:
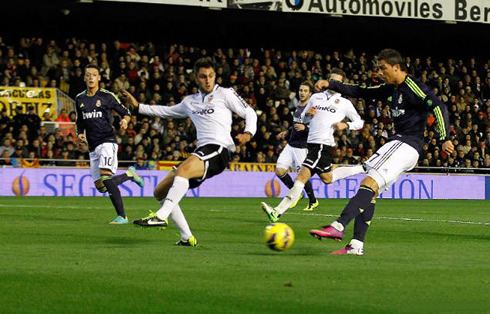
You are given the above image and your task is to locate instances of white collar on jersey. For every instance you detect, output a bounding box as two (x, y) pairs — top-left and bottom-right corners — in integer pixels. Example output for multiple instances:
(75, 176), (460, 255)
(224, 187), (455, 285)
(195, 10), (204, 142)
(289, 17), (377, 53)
(198, 84), (220, 101)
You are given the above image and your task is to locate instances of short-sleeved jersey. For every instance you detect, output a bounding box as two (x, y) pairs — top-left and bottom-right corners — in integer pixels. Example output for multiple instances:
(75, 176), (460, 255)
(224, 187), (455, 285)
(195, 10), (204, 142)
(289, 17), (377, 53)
(329, 75), (450, 153)
(287, 105), (309, 149)
(301, 91), (364, 146)
(75, 88), (130, 152)
(138, 84), (257, 152)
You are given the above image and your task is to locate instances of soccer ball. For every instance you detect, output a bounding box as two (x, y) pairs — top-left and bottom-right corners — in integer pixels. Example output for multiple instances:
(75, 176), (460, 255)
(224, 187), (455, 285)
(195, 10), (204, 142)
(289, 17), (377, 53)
(264, 223), (295, 251)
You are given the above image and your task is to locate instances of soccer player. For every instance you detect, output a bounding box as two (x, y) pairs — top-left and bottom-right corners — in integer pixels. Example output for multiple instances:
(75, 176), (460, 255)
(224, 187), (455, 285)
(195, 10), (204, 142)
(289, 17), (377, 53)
(76, 64), (144, 224)
(310, 49), (454, 255)
(275, 81), (318, 211)
(261, 68), (364, 222)
(125, 57), (257, 246)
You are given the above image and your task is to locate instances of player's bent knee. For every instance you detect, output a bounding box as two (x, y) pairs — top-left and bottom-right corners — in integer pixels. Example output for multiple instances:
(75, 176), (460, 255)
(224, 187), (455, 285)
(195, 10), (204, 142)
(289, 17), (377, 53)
(96, 176), (112, 193)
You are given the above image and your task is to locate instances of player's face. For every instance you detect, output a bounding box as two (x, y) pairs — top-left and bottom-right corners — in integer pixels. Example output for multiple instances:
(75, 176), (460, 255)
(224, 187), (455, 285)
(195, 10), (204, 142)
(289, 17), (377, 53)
(298, 85), (311, 102)
(196, 67), (216, 94)
(84, 68), (100, 89)
(377, 60), (398, 84)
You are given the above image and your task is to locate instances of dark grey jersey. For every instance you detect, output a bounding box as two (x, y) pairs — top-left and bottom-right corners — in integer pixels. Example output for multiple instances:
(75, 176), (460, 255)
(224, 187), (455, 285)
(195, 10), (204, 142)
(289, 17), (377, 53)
(75, 88), (130, 152)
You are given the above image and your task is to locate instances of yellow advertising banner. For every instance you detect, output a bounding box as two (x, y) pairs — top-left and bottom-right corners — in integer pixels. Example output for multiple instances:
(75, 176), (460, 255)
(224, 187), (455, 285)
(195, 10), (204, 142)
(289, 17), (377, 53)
(0, 87), (57, 118)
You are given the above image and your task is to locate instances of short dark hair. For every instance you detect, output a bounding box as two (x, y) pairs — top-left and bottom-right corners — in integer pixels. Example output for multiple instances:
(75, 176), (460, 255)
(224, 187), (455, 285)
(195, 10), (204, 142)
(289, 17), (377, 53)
(377, 49), (404, 67)
(193, 57), (215, 74)
(299, 81), (313, 92)
(84, 64), (100, 74)
(327, 68), (346, 80)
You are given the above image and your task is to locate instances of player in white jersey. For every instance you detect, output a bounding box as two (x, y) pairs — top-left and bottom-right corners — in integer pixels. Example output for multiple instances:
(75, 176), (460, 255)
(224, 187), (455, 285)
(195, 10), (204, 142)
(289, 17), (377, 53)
(125, 58), (257, 246)
(275, 81), (318, 211)
(261, 68), (364, 222)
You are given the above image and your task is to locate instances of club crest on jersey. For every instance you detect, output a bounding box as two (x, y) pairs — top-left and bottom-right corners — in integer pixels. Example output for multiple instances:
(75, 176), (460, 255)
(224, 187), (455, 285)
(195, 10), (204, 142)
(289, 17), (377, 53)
(391, 107), (405, 118)
(335, 99), (340, 104)
(96, 99), (102, 107)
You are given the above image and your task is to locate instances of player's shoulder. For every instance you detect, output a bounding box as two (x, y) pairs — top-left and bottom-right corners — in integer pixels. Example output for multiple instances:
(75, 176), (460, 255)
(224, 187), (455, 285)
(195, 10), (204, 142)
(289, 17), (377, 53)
(403, 75), (429, 98)
(100, 88), (118, 98)
(75, 90), (87, 99)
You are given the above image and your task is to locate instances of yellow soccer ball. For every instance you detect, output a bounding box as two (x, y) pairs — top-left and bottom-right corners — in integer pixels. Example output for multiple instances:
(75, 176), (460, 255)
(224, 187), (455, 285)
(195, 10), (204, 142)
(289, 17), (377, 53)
(264, 223), (295, 251)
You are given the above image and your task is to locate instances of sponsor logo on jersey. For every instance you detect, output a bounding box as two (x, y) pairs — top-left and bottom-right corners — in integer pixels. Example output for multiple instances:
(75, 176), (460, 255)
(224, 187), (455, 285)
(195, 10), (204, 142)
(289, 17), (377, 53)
(316, 105), (336, 113)
(96, 99), (102, 107)
(192, 106), (215, 115)
(82, 110), (103, 119)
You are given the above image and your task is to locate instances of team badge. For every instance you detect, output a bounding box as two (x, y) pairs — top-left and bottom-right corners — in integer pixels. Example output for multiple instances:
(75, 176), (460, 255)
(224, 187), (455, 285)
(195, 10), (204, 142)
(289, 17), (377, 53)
(335, 99), (340, 104)
(96, 99), (102, 107)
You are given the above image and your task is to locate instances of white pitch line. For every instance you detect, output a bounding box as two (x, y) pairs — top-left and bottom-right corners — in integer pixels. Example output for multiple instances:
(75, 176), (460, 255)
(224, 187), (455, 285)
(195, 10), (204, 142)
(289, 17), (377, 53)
(0, 203), (489, 226)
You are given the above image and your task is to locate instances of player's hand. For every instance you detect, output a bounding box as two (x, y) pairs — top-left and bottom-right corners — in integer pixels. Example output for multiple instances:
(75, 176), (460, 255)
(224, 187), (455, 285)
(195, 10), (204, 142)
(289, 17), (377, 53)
(333, 122), (348, 131)
(278, 131), (288, 139)
(442, 140), (454, 154)
(314, 80), (329, 92)
(236, 132), (252, 145)
(119, 119), (128, 130)
(294, 123), (306, 131)
(122, 90), (139, 109)
(306, 107), (317, 117)
(77, 134), (86, 143)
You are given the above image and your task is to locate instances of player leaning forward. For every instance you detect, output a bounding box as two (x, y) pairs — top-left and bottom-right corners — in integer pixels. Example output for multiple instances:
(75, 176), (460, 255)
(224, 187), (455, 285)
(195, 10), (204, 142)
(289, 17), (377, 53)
(124, 58), (257, 246)
(310, 49), (454, 255)
(76, 64), (144, 224)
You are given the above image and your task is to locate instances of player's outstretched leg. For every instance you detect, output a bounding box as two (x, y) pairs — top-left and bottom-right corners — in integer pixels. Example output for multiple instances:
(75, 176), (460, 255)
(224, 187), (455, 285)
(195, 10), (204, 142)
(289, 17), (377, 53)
(102, 176), (128, 224)
(126, 166), (145, 187)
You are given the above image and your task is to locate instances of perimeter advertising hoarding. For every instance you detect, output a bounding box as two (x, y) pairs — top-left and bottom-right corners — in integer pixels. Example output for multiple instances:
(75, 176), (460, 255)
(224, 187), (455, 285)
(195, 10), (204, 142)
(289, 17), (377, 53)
(5, 168), (487, 199)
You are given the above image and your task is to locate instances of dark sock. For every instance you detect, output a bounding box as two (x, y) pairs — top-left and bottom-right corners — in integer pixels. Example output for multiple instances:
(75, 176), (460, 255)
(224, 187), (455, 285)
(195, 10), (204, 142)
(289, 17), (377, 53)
(111, 173), (131, 186)
(353, 200), (376, 242)
(104, 179), (125, 217)
(304, 180), (317, 204)
(337, 185), (375, 228)
(277, 173), (294, 189)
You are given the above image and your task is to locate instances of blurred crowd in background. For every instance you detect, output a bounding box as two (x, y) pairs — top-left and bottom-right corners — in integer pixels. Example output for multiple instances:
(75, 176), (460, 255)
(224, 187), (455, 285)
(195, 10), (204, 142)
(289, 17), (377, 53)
(0, 37), (488, 172)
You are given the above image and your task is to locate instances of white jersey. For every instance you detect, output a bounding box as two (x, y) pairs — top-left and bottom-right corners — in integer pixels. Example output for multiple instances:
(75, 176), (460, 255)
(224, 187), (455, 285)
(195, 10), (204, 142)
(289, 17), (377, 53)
(301, 90), (364, 146)
(138, 85), (257, 152)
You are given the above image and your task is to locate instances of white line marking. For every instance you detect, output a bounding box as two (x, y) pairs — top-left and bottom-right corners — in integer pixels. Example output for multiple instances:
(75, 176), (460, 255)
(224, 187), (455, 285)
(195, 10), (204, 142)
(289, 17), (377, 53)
(0, 203), (489, 226)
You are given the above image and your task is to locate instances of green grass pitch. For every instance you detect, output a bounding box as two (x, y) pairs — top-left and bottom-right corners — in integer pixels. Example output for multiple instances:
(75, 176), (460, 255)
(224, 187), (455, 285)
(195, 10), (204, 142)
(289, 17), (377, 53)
(0, 197), (489, 313)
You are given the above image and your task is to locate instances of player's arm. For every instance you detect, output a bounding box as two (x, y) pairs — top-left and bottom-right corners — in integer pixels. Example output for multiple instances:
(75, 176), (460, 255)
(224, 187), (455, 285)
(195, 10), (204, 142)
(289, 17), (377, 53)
(316, 80), (391, 100)
(425, 92), (454, 154)
(300, 98), (316, 124)
(340, 100), (364, 131)
(226, 89), (257, 144)
(75, 98), (86, 142)
(122, 90), (187, 119)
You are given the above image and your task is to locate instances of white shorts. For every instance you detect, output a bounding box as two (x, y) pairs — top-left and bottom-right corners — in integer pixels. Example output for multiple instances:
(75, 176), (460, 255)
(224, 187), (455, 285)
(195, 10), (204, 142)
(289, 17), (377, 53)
(364, 140), (419, 192)
(276, 144), (308, 172)
(89, 142), (119, 181)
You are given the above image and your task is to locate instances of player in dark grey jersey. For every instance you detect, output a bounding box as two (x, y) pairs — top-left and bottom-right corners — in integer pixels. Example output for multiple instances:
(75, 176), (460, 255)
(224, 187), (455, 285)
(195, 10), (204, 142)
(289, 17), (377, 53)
(310, 49), (454, 255)
(76, 64), (144, 224)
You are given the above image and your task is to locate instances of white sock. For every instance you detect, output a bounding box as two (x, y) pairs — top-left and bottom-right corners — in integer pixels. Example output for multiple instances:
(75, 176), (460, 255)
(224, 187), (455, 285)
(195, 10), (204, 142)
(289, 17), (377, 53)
(169, 204), (193, 241)
(349, 239), (364, 249)
(276, 181), (305, 215)
(156, 176), (189, 220)
(331, 221), (345, 232)
(331, 165), (365, 182)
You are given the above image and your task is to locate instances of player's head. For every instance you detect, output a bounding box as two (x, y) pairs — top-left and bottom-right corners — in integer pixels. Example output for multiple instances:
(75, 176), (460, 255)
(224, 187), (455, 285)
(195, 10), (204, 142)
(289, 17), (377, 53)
(298, 81), (313, 103)
(194, 57), (216, 94)
(376, 49), (406, 85)
(84, 64), (101, 89)
(327, 68), (346, 83)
